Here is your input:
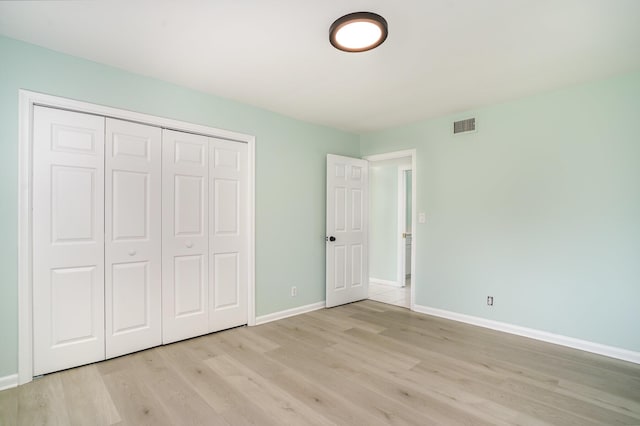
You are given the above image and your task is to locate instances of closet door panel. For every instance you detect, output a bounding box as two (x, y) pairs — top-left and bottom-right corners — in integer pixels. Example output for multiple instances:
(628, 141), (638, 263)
(33, 106), (106, 375)
(111, 261), (149, 332)
(162, 130), (209, 344)
(105, 119), (162, 358)
(209, 138), (248, 332)
(174, 254), (206, 316)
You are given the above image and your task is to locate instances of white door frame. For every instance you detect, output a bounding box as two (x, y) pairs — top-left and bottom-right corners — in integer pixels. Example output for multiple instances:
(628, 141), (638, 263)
(17, 90), (256, 385)
(363, 149), (416, 309)
(397, 165), (411, 287)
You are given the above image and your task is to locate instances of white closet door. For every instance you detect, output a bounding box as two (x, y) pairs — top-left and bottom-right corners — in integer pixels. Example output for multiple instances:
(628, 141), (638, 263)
(33, 106), (105, 375)
(162, 129), (209, 344)
(105, 119), (162, 358)
(208, 138), (248, 332)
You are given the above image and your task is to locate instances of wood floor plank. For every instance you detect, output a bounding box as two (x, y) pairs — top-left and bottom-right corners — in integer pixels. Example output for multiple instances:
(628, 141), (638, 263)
(205, 354), (336, 425)
(291, 314), (422, 370)
(307, 306), (388, 334)
(383, 326), (640, 421)
(100, 357), (174, 426)
(267, 368), (391, 426)
(17, 374), (71, 426)
(321, 344), (499, 426)
(214, 333), (287, 380)
(3, 300), (640, 425)
(176, 332), (230, 361)
(0, 385), (18, 426)
(159, 338), (279, 425)
(339, 323), (640, 421)
(500, 377), (640, 425)
(263, 340), (443, 425)
(128, 347), (227, 425)
(375, 315), (640, 404)
(59, 364), (121, 426)
(228, 326), (282, 353)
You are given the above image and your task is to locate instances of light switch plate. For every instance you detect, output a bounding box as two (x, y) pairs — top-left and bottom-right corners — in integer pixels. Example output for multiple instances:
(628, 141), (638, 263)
(418, 212), (426, 223)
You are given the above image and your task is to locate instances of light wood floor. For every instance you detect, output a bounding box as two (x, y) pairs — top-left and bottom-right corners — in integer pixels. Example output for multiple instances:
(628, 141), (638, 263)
(1, 300), (640, 425)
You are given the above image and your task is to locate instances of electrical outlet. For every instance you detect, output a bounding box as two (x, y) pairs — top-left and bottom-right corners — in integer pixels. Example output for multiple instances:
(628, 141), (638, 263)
(291, 286), (297, 297)
(487, 296), (494, 306)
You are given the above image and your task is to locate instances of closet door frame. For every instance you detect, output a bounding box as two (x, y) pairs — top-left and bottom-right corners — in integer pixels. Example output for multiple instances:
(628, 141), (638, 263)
(17, 90), (256, 386)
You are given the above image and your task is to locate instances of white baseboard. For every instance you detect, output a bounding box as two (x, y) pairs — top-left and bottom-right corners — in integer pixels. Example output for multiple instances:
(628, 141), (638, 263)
(0, 373), (18, 391)
(255, 301), (326, 325)
(412, 304), (640, 365)
(370, 277), (403, 288)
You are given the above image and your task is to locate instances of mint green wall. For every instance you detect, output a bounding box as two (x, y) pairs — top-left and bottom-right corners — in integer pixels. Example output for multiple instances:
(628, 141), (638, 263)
(369, 165), (398, 282)
(361, 72), (640, 352)
(0, 36), (359, 377)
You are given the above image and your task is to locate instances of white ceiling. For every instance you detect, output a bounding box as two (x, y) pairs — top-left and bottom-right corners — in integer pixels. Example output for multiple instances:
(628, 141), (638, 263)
(1, 0), (639, 133)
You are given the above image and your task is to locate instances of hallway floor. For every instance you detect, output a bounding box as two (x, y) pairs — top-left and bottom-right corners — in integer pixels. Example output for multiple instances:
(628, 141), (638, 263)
(368, 279), (411, 308)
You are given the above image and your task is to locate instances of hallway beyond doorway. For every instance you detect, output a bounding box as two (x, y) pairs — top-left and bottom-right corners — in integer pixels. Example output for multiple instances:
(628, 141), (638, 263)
(368, 279), (410, 308)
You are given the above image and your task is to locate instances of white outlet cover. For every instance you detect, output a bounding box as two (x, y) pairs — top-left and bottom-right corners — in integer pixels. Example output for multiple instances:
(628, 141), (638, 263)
(418, 212), (426, 223)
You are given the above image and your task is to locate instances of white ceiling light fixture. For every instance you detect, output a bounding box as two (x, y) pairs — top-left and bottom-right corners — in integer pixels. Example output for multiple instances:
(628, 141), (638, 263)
(329, 12), (388, 53)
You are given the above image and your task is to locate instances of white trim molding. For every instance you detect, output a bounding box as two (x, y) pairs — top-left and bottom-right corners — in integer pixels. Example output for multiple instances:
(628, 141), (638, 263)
(397, 164), (411, 288)
(370, 278), (403, 288)
(0, 374), (18, 391)
(364, 149), (416, 163)
(255, 302), (326, 326)
(413, 304), (640, 365)
(18, 89), (257, 385)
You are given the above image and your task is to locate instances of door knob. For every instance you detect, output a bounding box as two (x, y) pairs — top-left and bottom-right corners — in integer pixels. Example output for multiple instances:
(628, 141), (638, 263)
(329, 236), (336, 242)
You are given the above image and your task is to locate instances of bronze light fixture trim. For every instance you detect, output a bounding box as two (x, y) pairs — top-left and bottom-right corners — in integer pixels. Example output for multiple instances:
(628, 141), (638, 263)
(329, 12), (388, 52)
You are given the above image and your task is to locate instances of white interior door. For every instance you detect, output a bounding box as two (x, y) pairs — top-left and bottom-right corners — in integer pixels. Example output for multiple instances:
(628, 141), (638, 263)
(208, 138), (248, 332)
(33, 106), (106, 375)
(326, 154), (369, 308)
(162, 129), (209, 344)
(105, 119), (162, 358)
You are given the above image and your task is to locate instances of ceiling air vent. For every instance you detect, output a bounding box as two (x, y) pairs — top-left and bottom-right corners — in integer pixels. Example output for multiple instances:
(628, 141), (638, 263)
(453, 118), (476, 134)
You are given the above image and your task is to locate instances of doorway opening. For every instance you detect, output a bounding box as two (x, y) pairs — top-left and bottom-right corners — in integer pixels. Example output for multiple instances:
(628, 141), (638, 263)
(365, 151), (415, 309)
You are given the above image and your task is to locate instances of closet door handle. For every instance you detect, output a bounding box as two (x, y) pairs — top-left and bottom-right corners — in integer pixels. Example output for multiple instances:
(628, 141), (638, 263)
(185, 241), (194, 248)
(128, 249), (136, 256)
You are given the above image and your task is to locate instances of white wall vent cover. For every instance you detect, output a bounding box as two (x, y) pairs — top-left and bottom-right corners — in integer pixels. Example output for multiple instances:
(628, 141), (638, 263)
(453, 118), (476, 134)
